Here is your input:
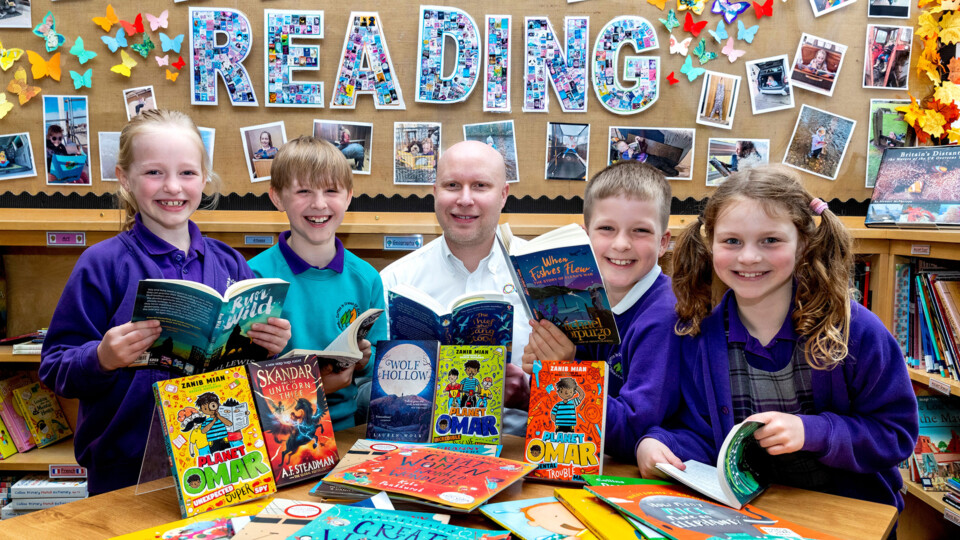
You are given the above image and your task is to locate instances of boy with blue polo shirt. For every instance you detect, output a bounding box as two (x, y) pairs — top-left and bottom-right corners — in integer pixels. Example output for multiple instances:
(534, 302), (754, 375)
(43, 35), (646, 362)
(249, 136), (387, 430)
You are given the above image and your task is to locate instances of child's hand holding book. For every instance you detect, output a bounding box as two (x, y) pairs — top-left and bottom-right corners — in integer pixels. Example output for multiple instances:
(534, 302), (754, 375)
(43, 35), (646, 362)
(96, 319), (162, 371)
(246, 317), (292, 357)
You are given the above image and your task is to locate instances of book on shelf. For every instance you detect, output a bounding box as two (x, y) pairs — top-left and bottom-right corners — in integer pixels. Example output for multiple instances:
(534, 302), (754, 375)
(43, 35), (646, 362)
(7, 496), (84, 510)
(865, 145), (960, 228)
(131, 278), (289, 375)
(479, 496), (599, 540)
(431, 345), (506, 445)
(0, 411), (18, 459)
(524, 359), (607, 482)
(912, 395), (960, 492)
(286, 308), (383, 372)
(386, 284), (514, 347)
(365, 340), (440, 443)
(0, 373), (35, 453)
(555, 486), (665, 540)
(288, 505), (510, 540)
(12, 381), (72, 449)
(655, 420), (765, 509)
(9, 474), (86, 498)
(497, 223), (619, 345)
(11, 342), (42, 355)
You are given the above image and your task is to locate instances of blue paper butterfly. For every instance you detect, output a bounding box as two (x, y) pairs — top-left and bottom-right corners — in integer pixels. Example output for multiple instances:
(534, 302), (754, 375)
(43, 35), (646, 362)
(659, 9), (680, 33)
(708, 21), (728, 44)
(101, 28), (127, 53)
(694, 39), (718, 65)
(159, 32), (184, 54)
(69, 37), (98, 65)
(737, 20), (759, 44)
(680, 55), (706, 82)
(69, 68), (93, 90)
(711, 0), (750, 24)
(33, 12), (66, 53)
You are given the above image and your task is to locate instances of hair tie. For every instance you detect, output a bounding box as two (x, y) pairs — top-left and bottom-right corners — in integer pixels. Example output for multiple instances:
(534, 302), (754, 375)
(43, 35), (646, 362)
(809, 198), (828, 216)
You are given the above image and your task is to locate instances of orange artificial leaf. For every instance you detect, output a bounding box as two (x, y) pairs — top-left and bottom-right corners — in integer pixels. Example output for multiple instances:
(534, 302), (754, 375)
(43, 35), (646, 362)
(924, 35), (942, 63)
(929, 98), (960, 126)
(918, 12), (941, 41)
(934, 81), (960, 105)
(896, 97), (924, 129)
(921, 109), (946, 139)
(918, 0), (939, 7)
(940, 12), (960, 44)
(647, 0), (668, 9)
(918, 56), (942, 84)
(947, 128), (960, 145)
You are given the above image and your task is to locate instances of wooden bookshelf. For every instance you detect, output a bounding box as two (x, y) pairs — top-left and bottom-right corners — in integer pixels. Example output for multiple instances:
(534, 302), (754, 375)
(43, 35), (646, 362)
(901, 469), (950, 514)
(907, 366), (960, 399)
(0, 346), (39, 364)
(0, 438), (77, 471)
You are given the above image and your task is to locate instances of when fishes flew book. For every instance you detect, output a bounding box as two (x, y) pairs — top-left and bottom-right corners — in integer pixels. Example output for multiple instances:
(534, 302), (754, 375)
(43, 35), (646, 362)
(366, 340), (440, 442)
(387, 285), (514, 347)
(497, 223), (619, 345)
(153, 366), (277, 518)
(525, 359), (607, 482)
(431, 345), (505, 445)
(132, 278), (289, 375)
(246, 355), (338, 488)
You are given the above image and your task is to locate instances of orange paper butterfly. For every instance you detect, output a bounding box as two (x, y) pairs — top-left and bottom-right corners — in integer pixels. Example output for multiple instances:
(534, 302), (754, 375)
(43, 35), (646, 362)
(92, 4), (119, 32)
(166, 69), (179, 82)
(26, 50), (61, 82)
(119, 14), (144, 36)
(7, 67), (41, 105)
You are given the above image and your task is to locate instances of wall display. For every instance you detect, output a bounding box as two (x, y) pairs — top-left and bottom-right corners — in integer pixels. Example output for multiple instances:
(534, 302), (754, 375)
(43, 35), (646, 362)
(868, 0), (909, 19)
(263, 9), (324, 108)
(463, 120), (519, 183)
(0, 0), (29, 29)
(789, 33), (847, 97)
(415, 6), (481, 105)
(545, 122), (589, 181)
(190, 7), (258, 106)
(523, 16), (589, 113)
(122, 86), (156, 120)
(591, 16), (660, 115)
(314, 120), (373, 175)
(240, 121), (286, 183)
(0, 132), (36, 181)
(483, 15), (511, 113)
(42, 95), (91, 186)
(608, 126), (695, 180)
(98, 131), (119, 182)
(744, 55), (794, 115)
(865, 99), (912, 188)
(394, 122), (440, 185)
(862, 24), (911, 90)
(198, 126), (216, 164)
(330, 12), (405, 110)
(705, 137), (770, 186)
(809, 0), (857, 18)
(782, 104), (856, 181)
(696, 71), (741, 130)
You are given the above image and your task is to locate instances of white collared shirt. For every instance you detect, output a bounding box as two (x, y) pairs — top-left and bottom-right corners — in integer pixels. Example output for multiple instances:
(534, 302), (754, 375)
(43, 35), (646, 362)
(612, 265), (662, 315)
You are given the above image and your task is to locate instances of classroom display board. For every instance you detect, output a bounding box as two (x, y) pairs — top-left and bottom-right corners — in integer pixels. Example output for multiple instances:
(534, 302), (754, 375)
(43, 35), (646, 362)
(0, 0), (925, 204)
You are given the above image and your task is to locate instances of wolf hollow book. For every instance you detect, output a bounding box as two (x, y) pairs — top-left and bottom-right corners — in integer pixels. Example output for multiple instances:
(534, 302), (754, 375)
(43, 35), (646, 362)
(366, 340), (440, 442)
(386, 285), (514, 347)
(497, 223), (619, 345)
(431, 345), (506, 445)
(132, 278), (289, 375)
(246, 355), (338, 488)
(153, 366), (277, 518)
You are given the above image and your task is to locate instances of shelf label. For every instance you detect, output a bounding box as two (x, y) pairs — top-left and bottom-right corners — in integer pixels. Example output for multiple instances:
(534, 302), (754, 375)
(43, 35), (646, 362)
(929, 377), (952, 396)
(244, 235), (275, 246)
(384, 235), (423, 251)
(911, 244), (931, 256)
(49, 464), (88, 478)
(945, 507), (960, 527)
(46, 232), (85, 247)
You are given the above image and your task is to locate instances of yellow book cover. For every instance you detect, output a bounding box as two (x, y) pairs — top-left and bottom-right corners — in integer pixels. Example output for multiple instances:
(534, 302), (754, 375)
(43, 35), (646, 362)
(12, 381), (72, 448)
(110, 500), (269, 539)
(154, 367), (277, 518)
(0, 414), (17, 459)
(555, 487), (646, 540)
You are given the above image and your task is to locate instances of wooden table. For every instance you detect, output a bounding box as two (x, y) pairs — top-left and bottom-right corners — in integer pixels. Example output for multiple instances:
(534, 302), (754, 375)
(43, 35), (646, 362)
(0, 426), (897, 539)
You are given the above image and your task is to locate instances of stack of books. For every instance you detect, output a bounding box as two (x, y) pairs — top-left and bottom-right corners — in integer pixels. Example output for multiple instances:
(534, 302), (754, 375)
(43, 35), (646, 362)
(0, 474), (87, 519)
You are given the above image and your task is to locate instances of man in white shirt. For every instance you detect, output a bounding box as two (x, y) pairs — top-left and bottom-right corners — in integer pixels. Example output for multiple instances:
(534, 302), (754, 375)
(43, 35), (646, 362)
(380, 141), (531, 434)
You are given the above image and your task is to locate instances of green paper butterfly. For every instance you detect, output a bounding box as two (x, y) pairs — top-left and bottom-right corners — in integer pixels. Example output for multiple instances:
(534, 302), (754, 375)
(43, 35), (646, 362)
(69, 37), (97, 65)
(69, 68), (93, 90)
(132, 35), (155, 58)
(694, 39), (717, 65)
(659, 9), (680, 33)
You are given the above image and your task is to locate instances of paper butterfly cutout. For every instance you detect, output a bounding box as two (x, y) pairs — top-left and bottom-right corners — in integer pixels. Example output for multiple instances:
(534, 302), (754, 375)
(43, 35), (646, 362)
(711, 0), (751, 24)
(155, 54), (169, 67)
(159, 33), (184, 54)
(0, 40), (24, 72)
(26, 51), (61, 82)
(70, 37), (97, 65)
(166, 69), (179, 82)
(93, 4), (119, 32)
(737, 20), (759, 43)
(132, 36), (155, 58)
(678, 0), (706, 15)
(172, 56), (186, 71)
(667, 72), (680, 85)
(708, 21), (728, 44)
(146, 11), (169, 32)
(111, 50), (137, 77)
(647, 0), (668, 10)
(102, 28), (127, 53)
(119, 14), (144, 37)
(0, 94), (12, 120)
(670, 35), (693, 56)
(694, 39), (718, 65)
(721, 37), (746, 62)
(753, 0), (773, 18)
(680, 55), (706, 81)
(683, 13), (707, 37)
(659, 9), (680, 32)
(7, 67), (41, 105)
(70, 68), (93, 90)
(33, 12), (66, 53)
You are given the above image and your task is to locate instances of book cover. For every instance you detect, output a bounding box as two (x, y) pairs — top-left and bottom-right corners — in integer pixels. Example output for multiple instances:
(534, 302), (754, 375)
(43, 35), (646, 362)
(866, 145), (960, 228)
(232, 498), (335, 540)
(525, 359), (607, 482)
(132, 278), (289, 375)
(289, 505), (510, 540)
(498, 223), (619, 345)
(587, 484), (842, 540)
(432, 345), (506, 445)
(555, 487), (654, 540)
(12, 381), (72, 449)
(153, 366), (277, 518)
(9, 474), (86, 498)
(914, 395), (960, 491)
(0, 415), (16, 459)
(386, 285), (514, 347)
(0, 373), (36, 452)
(246, 355), (338, 488)
(479, 496), (600, 540)
(582, 474), (671, 487)
(893, 262), (912, 357)
(322, 446), (535, 512)
(366, 340), (440, 442)
(111, 501), (268, 540)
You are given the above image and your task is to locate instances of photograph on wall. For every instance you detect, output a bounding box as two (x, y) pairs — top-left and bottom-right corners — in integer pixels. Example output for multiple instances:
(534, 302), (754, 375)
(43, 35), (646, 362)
(705, 138), (770, 186)
(866, 99), (913, 188)
(240, 121), (287, 183)
(745, 55), (794, 115)
(863, 25), (911, 90)
(0, 0), (30, 29)
(123, 86), (157, 121)
(314, 120), (373, 175)
(867, 146), (960, 226)
(608, 126), (695, 180)
(545, 122), (589, 181)
(463, 120), (519, 183)
(199, 127), (216, 164)
(98, 131), (120, 182)
(394, 122), (440, 185)
(0, 132), (36, 181)
(782, 104), (857, 181)
(43, 95), (92, 186)
(868, 0), (909, 19)
(696, 71), (741, 130)
(809, 0), (857, 17)
(789, 34), (847, 97)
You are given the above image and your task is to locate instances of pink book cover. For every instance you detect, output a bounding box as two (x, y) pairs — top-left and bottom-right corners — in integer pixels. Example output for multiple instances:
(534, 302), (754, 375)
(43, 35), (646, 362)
(0, 374), (37, 452)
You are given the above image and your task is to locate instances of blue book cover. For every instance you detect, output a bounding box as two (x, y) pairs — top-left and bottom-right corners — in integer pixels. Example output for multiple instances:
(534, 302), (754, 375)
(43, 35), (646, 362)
(480, 496), (592, 540)
(287, 505), (510, 540)
(387, 287), (514, 348)
(366, 340), (439, 442)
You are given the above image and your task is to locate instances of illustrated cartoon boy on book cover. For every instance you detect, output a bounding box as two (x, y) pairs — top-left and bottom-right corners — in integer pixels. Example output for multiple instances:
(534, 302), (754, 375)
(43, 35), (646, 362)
(432, 346), (505, 445)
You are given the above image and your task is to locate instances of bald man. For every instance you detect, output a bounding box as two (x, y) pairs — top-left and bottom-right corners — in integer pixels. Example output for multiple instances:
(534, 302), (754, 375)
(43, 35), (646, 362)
(380, 141), (531, 434)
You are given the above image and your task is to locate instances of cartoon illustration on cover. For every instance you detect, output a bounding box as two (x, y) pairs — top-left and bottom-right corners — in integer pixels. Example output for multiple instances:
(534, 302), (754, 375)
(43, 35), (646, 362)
(432, 346), (505, 445)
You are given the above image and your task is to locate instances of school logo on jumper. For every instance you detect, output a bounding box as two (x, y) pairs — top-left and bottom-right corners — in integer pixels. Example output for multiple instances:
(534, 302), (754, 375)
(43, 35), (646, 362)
(337, 302), (360, 330)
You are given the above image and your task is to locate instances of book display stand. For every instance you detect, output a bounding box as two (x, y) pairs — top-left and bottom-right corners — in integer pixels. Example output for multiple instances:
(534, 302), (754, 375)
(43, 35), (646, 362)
(136, 406), (174, 495)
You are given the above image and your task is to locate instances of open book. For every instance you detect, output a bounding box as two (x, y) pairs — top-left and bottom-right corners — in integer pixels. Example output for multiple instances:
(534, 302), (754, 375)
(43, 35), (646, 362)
(131, 278), (289, 375)
(655, 420), (765, 509)
(281, 308), (383, 372)
(387, 284), (514, 347)
(497, 223), (619, 345)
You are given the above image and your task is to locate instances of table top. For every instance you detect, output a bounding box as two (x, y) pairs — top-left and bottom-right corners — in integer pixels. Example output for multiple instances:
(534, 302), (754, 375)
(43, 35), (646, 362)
(0, 426), (896, 539)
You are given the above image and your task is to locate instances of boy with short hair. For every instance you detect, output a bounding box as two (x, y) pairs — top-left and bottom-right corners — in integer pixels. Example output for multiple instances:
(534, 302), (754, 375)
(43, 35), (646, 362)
(522, 160), (680, 465)
(249, 136), (387, 430)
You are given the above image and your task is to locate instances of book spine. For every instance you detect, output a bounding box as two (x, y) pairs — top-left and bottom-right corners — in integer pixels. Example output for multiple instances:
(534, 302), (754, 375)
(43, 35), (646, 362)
(0, 397), (34, 453)
(8, 497), (84, 510)
(10, 486), (87, 498)
(922, 275), (957, 379)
